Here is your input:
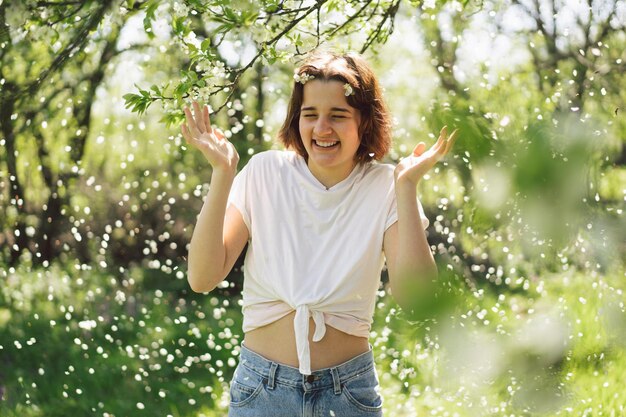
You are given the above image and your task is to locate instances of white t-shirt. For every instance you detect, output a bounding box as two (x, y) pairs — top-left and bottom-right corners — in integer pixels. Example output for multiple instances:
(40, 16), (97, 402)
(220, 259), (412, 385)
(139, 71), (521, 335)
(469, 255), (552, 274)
(227, 150), (429, 374)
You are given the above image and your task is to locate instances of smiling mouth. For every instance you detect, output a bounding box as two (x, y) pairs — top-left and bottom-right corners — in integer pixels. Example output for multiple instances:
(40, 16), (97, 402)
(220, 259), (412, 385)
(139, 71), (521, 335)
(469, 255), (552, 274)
(314, 140), (339, 148)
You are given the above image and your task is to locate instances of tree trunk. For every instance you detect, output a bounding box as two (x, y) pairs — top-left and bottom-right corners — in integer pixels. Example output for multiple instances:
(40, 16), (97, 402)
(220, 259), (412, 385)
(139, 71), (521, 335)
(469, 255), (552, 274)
(32, 25), (121, 264)
(0, 81), (30, 265)
(254, 61), (265, 144)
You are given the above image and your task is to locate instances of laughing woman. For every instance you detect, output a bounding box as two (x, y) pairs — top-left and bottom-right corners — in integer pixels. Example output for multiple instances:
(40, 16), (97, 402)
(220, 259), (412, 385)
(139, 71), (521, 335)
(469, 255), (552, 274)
(181, 50), (457, 416)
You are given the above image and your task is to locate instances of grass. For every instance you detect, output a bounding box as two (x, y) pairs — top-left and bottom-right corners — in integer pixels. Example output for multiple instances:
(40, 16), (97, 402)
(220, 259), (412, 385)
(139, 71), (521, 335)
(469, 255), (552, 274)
(1, 263), (624, 416)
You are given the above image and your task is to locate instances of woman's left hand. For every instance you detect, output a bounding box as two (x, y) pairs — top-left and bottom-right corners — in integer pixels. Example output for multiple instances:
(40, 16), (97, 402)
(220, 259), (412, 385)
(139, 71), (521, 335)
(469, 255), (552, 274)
(394, 126), (458, 187)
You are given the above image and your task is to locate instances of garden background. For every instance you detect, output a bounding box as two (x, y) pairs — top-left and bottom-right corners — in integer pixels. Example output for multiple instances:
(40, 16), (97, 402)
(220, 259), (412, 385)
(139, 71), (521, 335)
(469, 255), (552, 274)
(1, 0), (625, 416)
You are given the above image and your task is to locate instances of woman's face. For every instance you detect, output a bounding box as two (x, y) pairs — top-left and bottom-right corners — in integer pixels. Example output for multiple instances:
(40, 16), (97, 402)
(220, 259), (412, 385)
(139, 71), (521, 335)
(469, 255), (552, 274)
(299, 79), (361, 186)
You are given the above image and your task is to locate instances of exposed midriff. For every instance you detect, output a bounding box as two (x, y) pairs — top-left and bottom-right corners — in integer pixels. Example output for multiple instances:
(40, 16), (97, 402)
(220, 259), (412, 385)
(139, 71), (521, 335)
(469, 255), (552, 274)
(243, 310), (370, 370)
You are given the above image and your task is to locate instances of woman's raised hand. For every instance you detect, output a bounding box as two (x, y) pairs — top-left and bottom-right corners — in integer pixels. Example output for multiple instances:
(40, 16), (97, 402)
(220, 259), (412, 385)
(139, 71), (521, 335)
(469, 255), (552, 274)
(181, 101), (239, 175)
(394, 126), (458, 187)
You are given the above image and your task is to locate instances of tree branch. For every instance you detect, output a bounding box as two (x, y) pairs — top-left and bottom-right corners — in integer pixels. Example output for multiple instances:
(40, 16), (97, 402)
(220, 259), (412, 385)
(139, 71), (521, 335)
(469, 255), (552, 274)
(359, 0), (400, 53)
(323, 0), (373, 39)
(593, 1), (620, 45)
(8, 0), (114, 103)
(211, 0), (328, 115)
(0, 3), (11, 62)
(35, 1), (83, 6)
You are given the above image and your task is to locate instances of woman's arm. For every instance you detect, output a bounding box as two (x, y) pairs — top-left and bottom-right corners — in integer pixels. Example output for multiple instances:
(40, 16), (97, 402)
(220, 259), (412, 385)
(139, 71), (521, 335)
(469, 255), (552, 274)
(383, 186), (437, 310)
(181, 102), (249, 293)
(383, 127), (457, 311)
(187, 173), (249, 293)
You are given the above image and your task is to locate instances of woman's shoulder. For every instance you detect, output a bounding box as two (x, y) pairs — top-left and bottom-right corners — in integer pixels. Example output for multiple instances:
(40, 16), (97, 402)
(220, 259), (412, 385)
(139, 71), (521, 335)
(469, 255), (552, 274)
(243, 150), (301, 178)
(354, 161), (395, 193)
(362, 160), (395, 179)
(248, 149), (298, 166)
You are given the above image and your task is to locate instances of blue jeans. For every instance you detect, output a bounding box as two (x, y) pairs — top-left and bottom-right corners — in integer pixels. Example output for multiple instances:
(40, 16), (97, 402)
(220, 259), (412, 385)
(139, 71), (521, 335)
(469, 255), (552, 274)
(228, 343), (384, 416)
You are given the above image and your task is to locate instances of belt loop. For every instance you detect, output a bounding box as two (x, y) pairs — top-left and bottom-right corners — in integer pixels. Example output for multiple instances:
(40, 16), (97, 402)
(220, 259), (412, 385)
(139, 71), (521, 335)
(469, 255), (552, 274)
(330, 367), (341, 395)
(267, 362), (278, 390)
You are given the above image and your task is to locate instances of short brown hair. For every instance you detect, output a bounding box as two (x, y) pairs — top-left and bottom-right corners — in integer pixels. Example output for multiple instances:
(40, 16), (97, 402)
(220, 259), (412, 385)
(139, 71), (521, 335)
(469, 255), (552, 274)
(278, 51), (392, 163)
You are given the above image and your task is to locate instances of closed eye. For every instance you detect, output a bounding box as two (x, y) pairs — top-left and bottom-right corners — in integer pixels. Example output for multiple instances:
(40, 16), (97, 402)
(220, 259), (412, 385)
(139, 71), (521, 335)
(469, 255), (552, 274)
(301, 114), (348, 119)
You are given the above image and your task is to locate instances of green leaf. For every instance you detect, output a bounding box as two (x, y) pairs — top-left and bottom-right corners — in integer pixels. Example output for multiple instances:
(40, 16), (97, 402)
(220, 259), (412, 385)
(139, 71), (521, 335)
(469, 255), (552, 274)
(142, 0), (159, 39)
(223, 7), (239, 23)
(172, 17), (188, 34)
(325, 0), (341, 13)
(122, 93), (138, 102)
(186, 0), (205, 10)
(241, 10), (258, 27)
(160, 111), (185, 128)
(123, 92), (153, 116)
(201, 39), (213, 52)
(174, 82), (192, 98)
(214, 23), (234, 34)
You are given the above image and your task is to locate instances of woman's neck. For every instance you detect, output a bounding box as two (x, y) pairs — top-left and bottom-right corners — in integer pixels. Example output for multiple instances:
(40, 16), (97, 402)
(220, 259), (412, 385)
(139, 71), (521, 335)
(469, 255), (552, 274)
(307, 160), (358, 190)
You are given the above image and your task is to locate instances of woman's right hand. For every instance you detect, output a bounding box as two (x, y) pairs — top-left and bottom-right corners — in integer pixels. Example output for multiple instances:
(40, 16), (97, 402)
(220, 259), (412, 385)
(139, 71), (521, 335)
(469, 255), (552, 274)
(181, 101), (239, 175)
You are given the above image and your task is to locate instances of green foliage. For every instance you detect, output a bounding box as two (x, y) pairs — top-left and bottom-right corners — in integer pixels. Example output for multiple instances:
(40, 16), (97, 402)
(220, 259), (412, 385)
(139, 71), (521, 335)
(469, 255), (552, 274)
(123, 87), (155, 116)
(372, 270), (626, 416)
(0, 264), (242, 416)
(123, 0), (415, 119)
(2, 263), (624, 416)
(1, 0), (626, 415)
(397, 266), (466, 324)
(142, 0), (161, 38)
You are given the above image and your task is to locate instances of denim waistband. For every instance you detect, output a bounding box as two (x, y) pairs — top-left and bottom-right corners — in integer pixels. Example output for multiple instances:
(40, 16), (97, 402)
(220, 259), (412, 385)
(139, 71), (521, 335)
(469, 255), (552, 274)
(237, 343), (375, 392)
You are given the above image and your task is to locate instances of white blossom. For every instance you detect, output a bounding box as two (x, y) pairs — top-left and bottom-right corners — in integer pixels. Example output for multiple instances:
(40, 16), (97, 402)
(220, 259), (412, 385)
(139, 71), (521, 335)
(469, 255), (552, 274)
(183, 30), (201, 49)
(293, 71), (315, 84)
(172, 1), (190, 18)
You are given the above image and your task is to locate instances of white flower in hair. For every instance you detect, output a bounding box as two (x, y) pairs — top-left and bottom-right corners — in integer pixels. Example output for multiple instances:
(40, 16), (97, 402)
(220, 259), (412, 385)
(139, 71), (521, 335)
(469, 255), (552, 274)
(343, 83), (354, 96)
(293, 71), (315, 84)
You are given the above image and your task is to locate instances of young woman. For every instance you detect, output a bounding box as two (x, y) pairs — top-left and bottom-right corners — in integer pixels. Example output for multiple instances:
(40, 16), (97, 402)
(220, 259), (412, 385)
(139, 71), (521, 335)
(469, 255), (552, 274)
(181, 50), (457, 416)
